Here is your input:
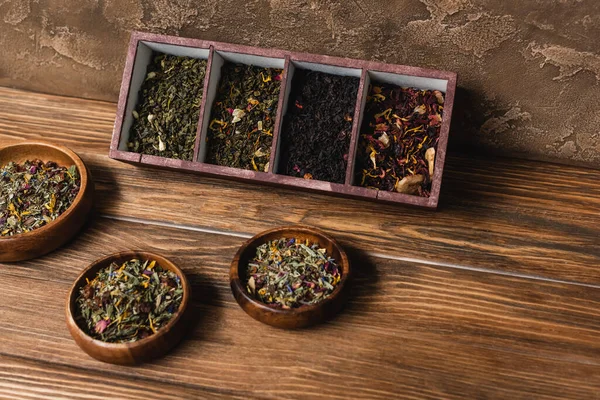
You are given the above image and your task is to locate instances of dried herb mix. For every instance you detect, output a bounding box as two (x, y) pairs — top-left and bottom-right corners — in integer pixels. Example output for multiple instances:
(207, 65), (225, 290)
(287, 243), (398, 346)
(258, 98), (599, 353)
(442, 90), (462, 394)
(245, 238), (341, 309)
(279, 70), (359, 183)
(0, 160), (80, 236)
(128, 53), (207, 160)
(206, 63), (282, 171)
(355, 84), (444, 197)
(76, 258), (183, 343)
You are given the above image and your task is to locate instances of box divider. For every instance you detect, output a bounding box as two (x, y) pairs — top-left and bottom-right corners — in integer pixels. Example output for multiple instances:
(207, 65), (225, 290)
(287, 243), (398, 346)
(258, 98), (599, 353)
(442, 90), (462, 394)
(111, 35), (140, 158)
(427, 73), (457, 205)
(345, 68), (369, 186)
(269, 55), (292, 174)
(193, 45), (215, 163)
(195, 49), (225, 164)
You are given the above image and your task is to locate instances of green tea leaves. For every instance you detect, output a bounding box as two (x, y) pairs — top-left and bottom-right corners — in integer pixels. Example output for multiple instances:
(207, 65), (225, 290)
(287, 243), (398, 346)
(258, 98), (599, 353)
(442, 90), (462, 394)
(128, 54), (208, 161)
(206, 64), (282, 172)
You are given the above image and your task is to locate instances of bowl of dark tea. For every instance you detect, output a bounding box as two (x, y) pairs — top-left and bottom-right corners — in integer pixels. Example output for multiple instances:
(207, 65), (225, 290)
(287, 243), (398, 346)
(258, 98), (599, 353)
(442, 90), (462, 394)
(66, 251), (191, 365)
(230, 225), (351, 329)
(0, 141), (93, 262)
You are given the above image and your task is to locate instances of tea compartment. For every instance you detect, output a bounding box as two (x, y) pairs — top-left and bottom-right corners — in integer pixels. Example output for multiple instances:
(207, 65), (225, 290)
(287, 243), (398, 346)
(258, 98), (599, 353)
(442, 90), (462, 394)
(348, 69), (452, 205)
(110, 31), (457, 208)
(112, 38), (210, 168)
(272, 60), (362, 184)
(196, 50), (286, 174)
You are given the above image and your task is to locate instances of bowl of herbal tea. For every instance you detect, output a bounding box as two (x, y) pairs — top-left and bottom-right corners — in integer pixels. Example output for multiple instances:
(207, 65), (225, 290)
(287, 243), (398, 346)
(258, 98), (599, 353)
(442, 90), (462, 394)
(230, 225), (351, 329)
(66, 251), (191, 365)
(0, 141), (94, 262)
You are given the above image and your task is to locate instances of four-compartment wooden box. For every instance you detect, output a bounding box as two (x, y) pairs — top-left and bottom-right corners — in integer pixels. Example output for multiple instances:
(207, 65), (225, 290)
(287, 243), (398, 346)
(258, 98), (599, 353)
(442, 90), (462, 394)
(109, 31), (457, 208)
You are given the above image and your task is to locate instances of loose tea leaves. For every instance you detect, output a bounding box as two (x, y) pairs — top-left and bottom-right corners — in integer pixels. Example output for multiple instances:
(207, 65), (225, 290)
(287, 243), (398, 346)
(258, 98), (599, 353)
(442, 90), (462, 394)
(279, 70), (359, 183)
(128, 53), (207, 160)
(0, 160), (80, 236)
(245, 238), (341, 309)
(355, 84), (444, 197)
(206, 63), (282, 171)
(76, 258), (183, 343)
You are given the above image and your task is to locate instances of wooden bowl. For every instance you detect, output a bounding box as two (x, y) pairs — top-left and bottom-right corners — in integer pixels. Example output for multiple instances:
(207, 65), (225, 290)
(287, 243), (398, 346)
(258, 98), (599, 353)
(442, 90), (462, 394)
(0, 141), (94, 262)
(230, 225), (351, 329)
(66, 251), (191, 365)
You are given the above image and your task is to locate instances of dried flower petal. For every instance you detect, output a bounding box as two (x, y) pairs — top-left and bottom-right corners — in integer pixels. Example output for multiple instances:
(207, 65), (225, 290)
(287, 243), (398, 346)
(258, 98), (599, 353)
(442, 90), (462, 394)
(414, 104), (427, 115)
(375, 123), (389, 132)
(429, 113), (442, 127)
(370, 149), (378, 169)
(254, 148), (267, 157)
(379, 132), (390, 148)
(94, 319), (110, 334)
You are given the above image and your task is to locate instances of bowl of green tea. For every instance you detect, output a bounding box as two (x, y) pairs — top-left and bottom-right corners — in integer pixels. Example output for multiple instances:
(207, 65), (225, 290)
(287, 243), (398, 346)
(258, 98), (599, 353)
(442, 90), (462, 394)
(0, 141), (93, 262)
(66, 251), (191, 365)
(230, 226), (351, 329)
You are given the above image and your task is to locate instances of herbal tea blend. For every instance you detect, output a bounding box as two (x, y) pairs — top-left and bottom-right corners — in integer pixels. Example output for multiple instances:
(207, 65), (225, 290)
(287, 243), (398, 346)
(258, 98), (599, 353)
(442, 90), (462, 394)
(245, 238), (341, 309)
(76, 258), (183, 343)
(0, 160), (80, 236)
(279, 70), (359, 183)
(355, 85), (444, 197)
(128, 53), (207, 160)
(206, 63), (282, 171)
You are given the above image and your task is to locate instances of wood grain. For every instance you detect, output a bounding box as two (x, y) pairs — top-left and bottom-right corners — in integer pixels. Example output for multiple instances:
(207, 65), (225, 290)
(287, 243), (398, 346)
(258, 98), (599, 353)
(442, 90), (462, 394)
(0, 355), (234, 399)
(1, 218), (599, 399)
(2, 86), (600, 399)
(1, 87), (599, 285)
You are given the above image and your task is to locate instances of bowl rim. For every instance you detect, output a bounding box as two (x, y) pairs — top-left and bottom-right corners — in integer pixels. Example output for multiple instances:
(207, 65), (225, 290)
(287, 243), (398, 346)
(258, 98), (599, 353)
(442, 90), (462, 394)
(66, 250), (191, 350)
(230, 224), (351, 316)
(0, 140), (90, 240)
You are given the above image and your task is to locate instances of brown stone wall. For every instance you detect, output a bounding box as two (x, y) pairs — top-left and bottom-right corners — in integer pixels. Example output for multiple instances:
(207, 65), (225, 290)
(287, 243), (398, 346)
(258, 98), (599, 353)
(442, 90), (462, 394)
(0, 0), (599, 165)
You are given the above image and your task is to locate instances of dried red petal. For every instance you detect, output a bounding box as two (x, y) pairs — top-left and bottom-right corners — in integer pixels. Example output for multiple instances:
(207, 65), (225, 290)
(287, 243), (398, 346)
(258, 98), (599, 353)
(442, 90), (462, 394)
(94, 319), (110, 334)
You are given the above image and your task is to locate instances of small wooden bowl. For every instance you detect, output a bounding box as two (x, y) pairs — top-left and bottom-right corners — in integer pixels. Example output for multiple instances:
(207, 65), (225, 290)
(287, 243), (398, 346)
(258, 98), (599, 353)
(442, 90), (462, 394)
(0, 141), (94, 262)
(230, 225), (351, 329)
(66, 251), (191, 365)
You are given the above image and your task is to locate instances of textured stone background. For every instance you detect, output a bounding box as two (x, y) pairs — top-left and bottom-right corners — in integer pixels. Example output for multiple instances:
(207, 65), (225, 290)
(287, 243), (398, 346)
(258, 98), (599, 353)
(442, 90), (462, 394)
(0, 0), (599, 166)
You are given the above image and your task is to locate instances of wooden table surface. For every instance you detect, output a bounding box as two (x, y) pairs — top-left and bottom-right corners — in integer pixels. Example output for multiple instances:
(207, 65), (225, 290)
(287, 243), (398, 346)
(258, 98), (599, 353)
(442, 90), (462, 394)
(0, 86), (599, 399)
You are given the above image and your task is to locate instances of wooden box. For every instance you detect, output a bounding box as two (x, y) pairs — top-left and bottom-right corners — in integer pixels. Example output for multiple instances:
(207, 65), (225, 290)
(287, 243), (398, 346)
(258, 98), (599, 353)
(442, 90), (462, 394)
(110, 31), (457, 208)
